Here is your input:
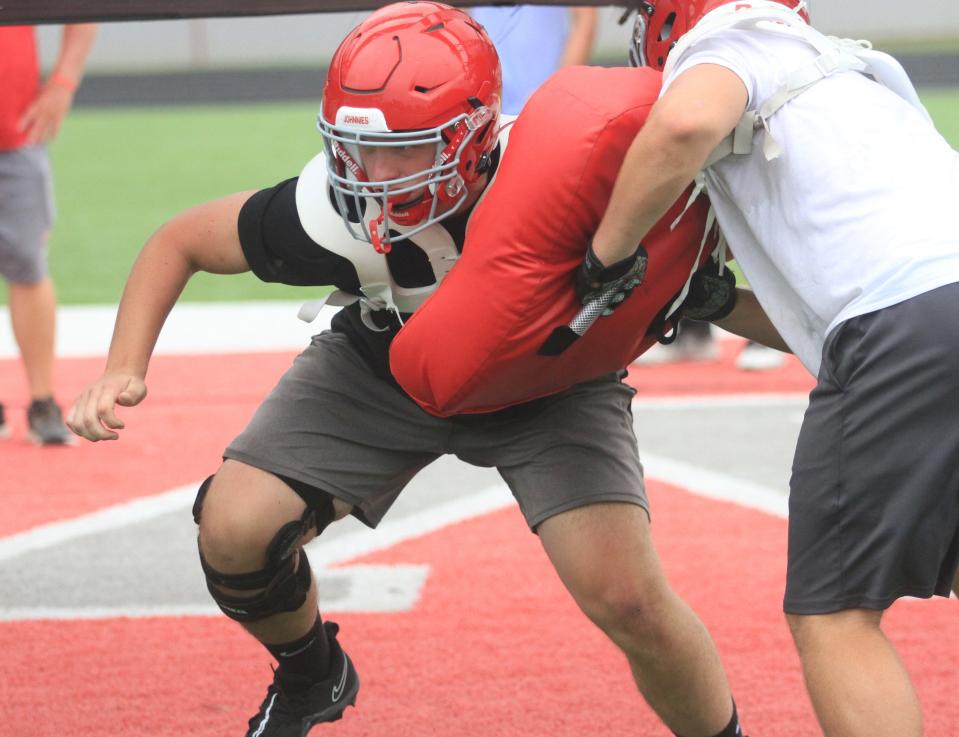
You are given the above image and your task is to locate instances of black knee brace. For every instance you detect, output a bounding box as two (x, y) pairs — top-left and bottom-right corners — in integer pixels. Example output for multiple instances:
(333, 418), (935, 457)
(192, 473), (337, 623)
(199, 542), (313, 623)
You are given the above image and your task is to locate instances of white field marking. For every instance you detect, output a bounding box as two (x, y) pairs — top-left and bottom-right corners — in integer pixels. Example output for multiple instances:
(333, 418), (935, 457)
(0, 483), (198, 563)
(631, 393), (809, 409)
(0, 301), (335, 359)
(0, 451), (784, 564)
(0, 564), (430, 621)
(0, 392), (801, 565)
(643, 452), (788, 519)
(0, 479), (514, 564)
(0, 480), (511, 621)
(303, 484), (514, 566)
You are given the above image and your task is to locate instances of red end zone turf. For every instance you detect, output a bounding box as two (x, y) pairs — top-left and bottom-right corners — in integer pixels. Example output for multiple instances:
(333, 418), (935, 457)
(625, 339), (815, 397)
(0, 340), (811, 535)
(3, 347), (956, 736)
(0, 352), (297, 536)
(2, 483), (956, 736)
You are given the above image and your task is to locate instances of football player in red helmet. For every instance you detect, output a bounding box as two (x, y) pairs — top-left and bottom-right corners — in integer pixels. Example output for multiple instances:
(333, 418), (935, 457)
(67, 3), (764, 737)
(591, 1), (959, 735)
(319, 1), (501, 253)
(627, 0), (808, 70)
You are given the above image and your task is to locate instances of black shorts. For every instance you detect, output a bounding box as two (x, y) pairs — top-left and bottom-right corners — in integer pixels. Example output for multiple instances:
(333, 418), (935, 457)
(224, 330), (648, 530)
(785, 283), (959, 614)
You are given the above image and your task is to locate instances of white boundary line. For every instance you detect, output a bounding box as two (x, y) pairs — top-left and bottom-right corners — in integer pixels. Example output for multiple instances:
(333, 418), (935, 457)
(632, 393), (808, 409)
(0, 449), (787, 566)
(644, 452), (788, 519)
(1, 564), (432, 621)
(0, 484), (197, 563)
(0, 480), (516, 564)
(304, 483), (514, 565)
(0, 301), (333, 359)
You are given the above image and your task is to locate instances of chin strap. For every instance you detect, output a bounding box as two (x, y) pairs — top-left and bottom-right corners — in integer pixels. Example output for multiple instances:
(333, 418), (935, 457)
(670, 3), (930, 168)
(369, 211), (390, 254)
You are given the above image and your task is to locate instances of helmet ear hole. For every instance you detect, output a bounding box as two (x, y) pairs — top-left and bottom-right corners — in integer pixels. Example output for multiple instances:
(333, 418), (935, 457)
(659, 12), (676, 41)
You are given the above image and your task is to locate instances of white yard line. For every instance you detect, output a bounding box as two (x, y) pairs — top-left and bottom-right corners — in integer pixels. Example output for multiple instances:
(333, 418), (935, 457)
(0, 564), (431, 620)
(632, 393), (808, 409)
(0, 483), (198, 563)
(1, 303), (797, 620)
(0, 479), (515, 564)
(643, 452), (788, 518)
(0, 445), (787, 566)
(0, 301), (332, 359)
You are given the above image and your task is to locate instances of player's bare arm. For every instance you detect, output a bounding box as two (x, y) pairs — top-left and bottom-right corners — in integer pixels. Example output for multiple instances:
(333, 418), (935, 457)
(67, 191), (254, 442)
(716, 288), (790, 352)
(590, 64), (748, 267)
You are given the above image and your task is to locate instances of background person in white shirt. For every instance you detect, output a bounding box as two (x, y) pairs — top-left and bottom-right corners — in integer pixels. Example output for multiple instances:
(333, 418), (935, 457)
(584, 1), (959, 735)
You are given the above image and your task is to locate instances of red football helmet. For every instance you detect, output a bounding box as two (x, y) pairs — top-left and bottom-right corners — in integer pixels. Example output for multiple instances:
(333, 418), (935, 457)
(628, 0), (809, 70)
(319, 1), (502, 252)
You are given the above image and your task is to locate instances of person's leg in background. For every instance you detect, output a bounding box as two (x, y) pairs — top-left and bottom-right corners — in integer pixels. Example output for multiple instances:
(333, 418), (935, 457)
(0, 146), (71, 444)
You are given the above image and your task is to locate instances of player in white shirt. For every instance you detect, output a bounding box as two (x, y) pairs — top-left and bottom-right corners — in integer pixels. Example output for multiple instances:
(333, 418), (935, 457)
(584, 1), (959, 735)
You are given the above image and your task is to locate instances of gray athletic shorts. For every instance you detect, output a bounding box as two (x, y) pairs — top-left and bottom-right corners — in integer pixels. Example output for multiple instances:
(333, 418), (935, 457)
(786, 282), (959, 614)
(0, 146), (55, 284)
(225, 330), (647, 530)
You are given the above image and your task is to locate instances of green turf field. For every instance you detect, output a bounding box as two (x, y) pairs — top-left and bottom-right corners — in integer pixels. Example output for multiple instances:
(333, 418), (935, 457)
(23, 88), (959, 305)
(46, 102), (322, 304)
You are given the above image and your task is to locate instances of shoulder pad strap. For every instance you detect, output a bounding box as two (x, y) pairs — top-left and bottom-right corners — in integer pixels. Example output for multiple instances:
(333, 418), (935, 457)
(295, 153), (463, 316)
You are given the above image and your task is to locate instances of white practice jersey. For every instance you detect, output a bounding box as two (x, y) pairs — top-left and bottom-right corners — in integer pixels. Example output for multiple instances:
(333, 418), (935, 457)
(665, 27), (959, 374)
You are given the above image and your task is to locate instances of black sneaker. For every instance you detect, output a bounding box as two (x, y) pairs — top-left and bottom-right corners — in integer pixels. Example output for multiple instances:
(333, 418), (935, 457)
(0, 403), (9, 439)
(245, 622), (359, 737)
(27, 397), (73, 446)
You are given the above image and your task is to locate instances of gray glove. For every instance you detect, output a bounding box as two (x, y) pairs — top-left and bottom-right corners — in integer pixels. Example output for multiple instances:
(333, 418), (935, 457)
(575, 243), (648, 316)
(682, 261), (737, 321)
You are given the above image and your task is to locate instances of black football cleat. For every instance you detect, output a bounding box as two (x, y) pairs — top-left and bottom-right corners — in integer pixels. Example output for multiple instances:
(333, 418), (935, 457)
(245, 622), (359, 737)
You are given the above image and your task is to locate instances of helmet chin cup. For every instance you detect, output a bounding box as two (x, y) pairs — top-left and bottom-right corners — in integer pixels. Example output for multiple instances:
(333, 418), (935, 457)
(369, 212), (390, 254)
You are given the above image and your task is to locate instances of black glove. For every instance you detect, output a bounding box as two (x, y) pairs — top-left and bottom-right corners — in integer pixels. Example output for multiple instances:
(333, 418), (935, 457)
(682, 260), (738, 321)
(575, 243), (648, 316)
